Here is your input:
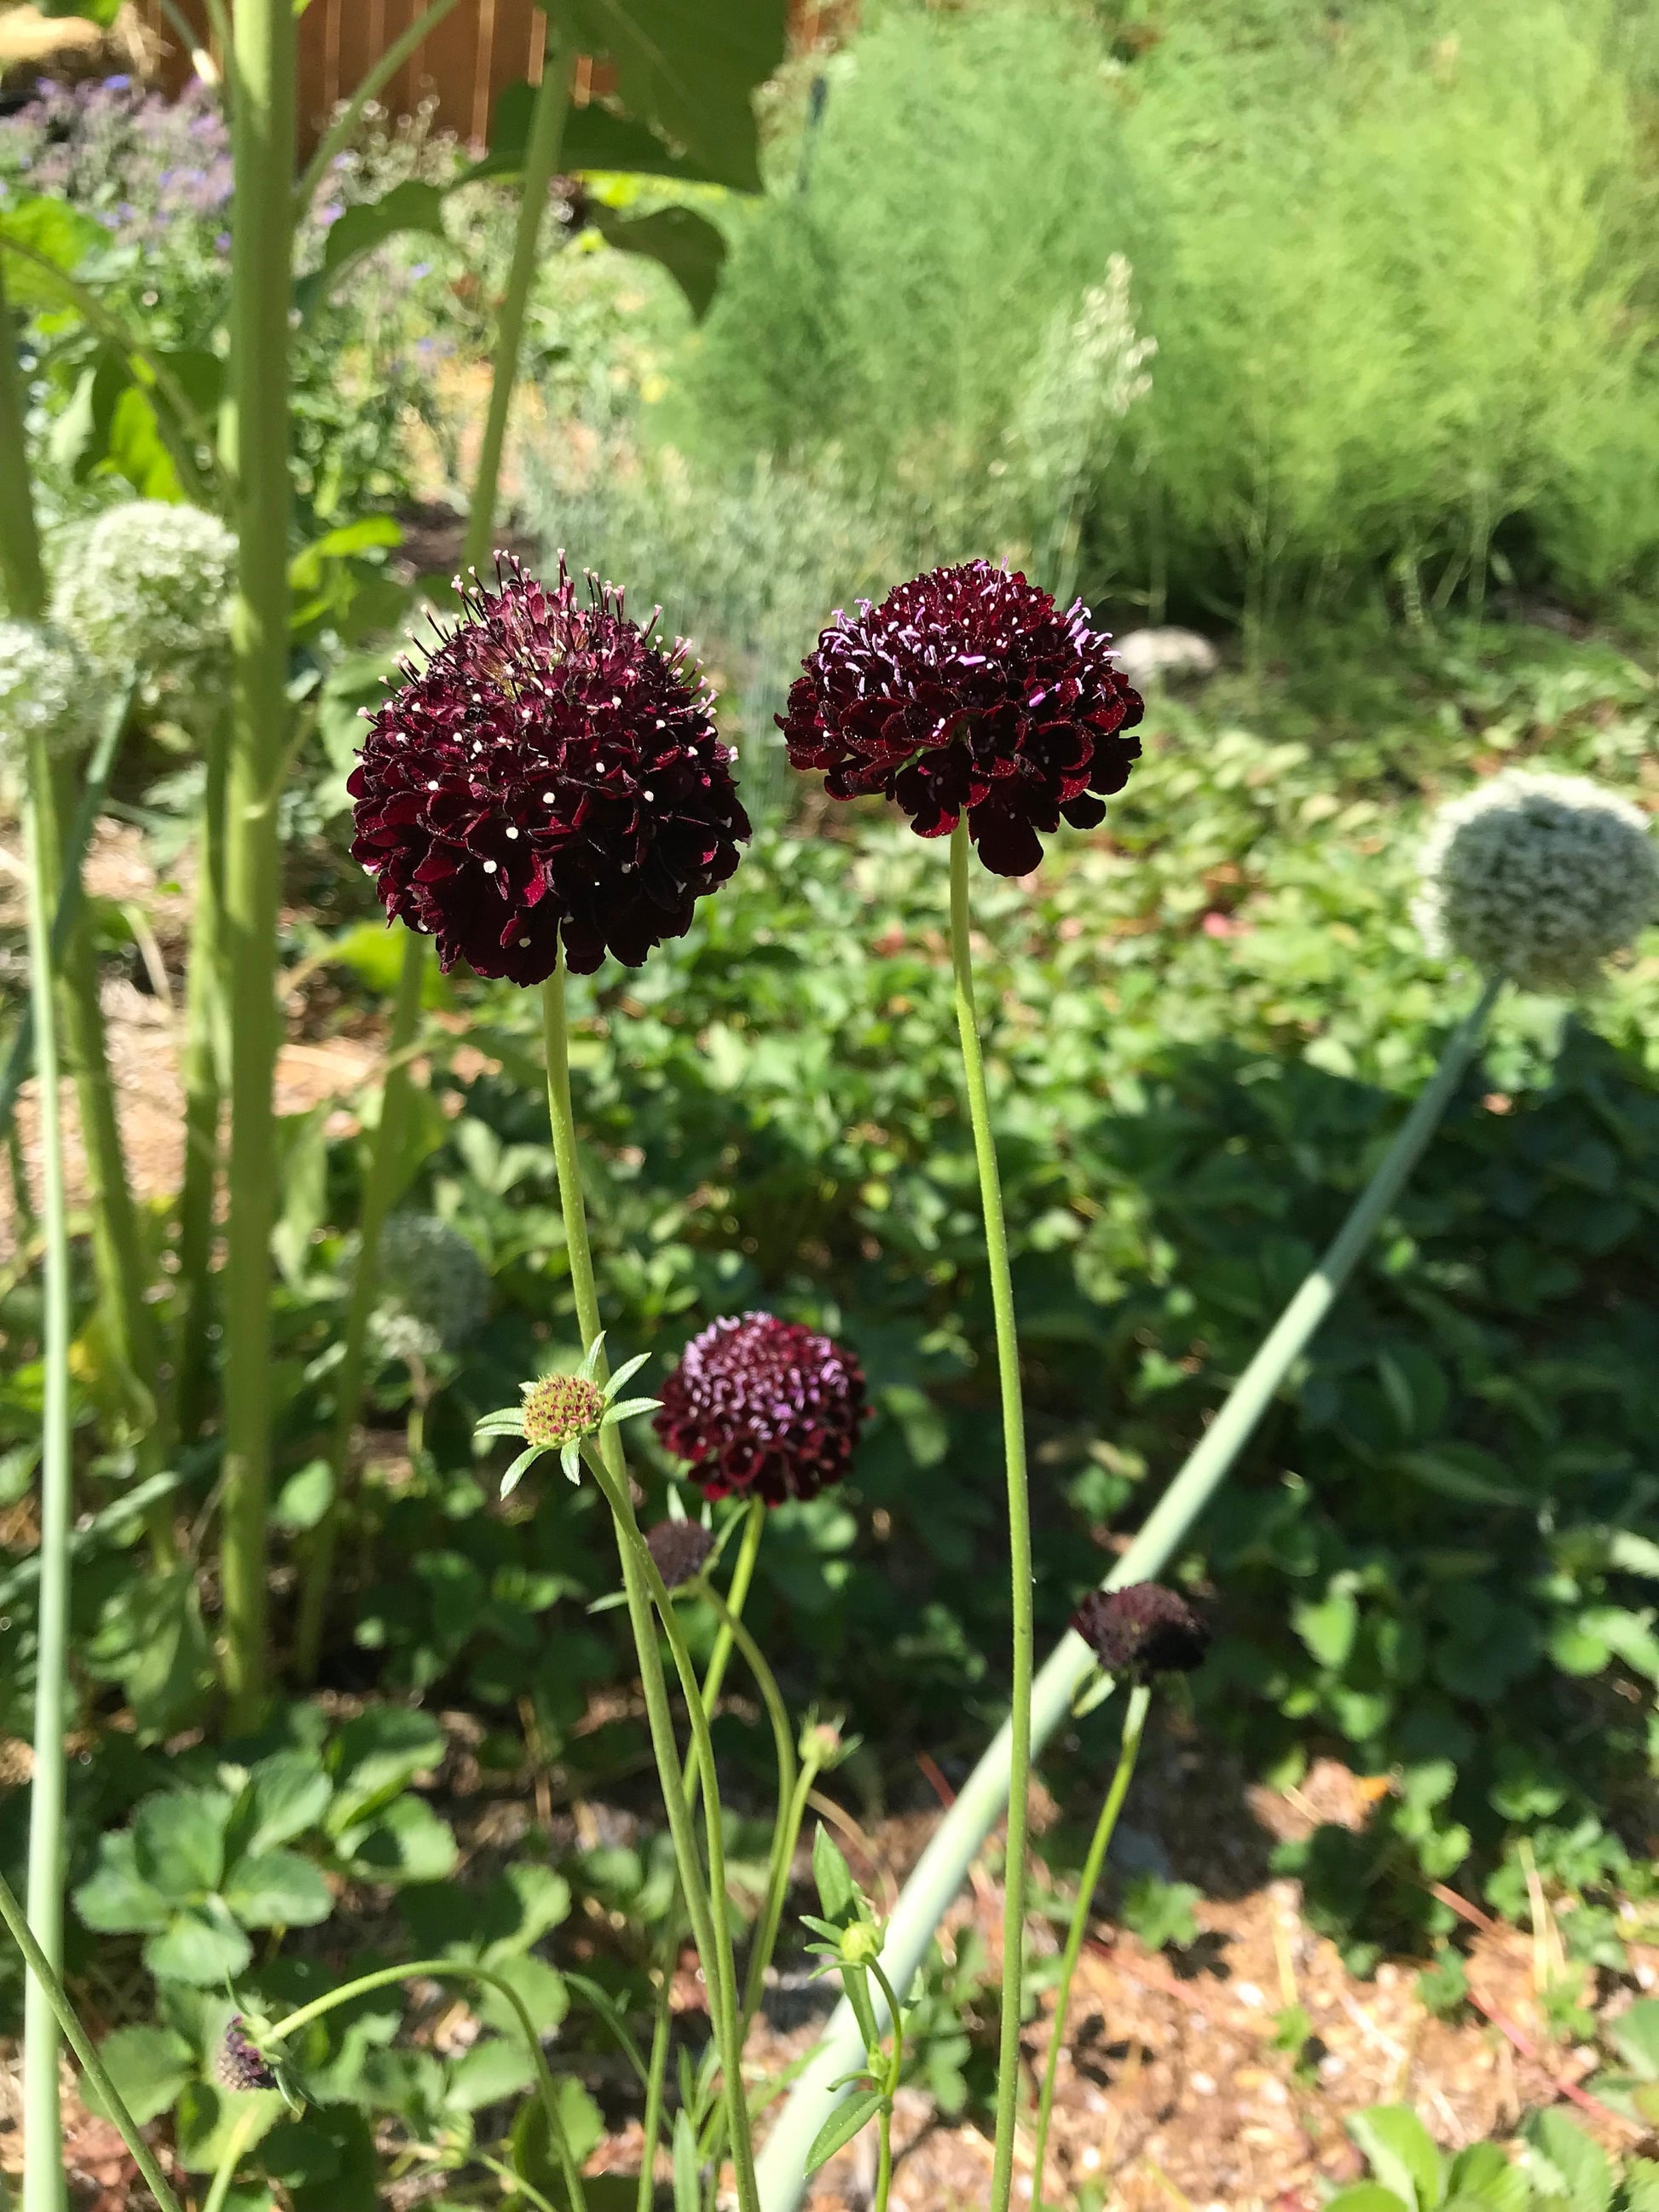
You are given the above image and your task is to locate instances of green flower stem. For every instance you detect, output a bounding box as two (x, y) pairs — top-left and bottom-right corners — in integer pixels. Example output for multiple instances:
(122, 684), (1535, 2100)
(21, 729), (72, 2212)
(1030, 1681), (1151, 2211)
(0, 254), (46, 616)
(699, 1585), (798, 2012)
(173, 705), (229, 1449)
(744, 1753), (824, 2036)
(262, 1957), (587, 2212)
(217, 0), (295, 1729)
(542, 963), (759, 2212)
(0, 686), (130, 1145)
(867, 1958), (907, 2212)
(948, 814), (1033, 2212)
(0, 1868), (185, 2212)
(702, 1495), (766, 1714)
(296, 28), (570, 1678)
(294, 0), (465, 216)
(585, 1448), (762, 2212)
(754, 974), (1504, 2212)
(636, 1953), (675, 2212)
(292, 926), (425, 1680)
(200, 2106), (263, 2212)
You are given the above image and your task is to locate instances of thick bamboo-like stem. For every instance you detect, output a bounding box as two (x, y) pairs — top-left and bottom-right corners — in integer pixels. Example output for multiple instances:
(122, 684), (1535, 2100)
(21, 731), (73, 2212)
(173, 708), (228, 1448)
(217, 0), (295, 1728)
(0, 256), (45, 617)
(947, 818), (1034, 2212)
(1030, 1682), (1151, 2209)
(292, 30), (572, 1677)
(755, 976), (1506, 2210)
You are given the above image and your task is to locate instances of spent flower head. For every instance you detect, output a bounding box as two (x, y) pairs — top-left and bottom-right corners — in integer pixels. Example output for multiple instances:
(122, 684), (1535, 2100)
(644, 1516), (717, 1591)
(350, 552), (749, 983)
(215, 2015), (277, 2094)
(0, 620), (105, 767)
(1072, 1584), (1211, 1685)
(475, 1332), (659, 1497)
(51, 500), (236, 709)
(367, 1211), (491, 1365)
(779, 559), (1142, 875)
(1414, 769), (1658, 996)
(654, 1311), (868, 1506)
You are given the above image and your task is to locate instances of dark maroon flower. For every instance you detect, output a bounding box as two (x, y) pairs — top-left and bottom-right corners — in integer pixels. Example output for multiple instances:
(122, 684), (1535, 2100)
(654, 1312), (868, 1506)
(645, 1517), (717, 1590)
(215, 2016), (276, 2094)
(778, 559), (1142, 876)
(1071, 1584), (1211, 1684)
(349, 555), (749, 981)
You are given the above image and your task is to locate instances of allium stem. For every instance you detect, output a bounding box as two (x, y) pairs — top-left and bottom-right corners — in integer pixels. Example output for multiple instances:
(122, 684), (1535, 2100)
(1030, 1682), (1151, 2210)
(218, 0), (295, 1728)
(948, 815), (1034, 2212)
(755, 976), (1503, 2212)
(293, 926), (425, 1681)
(0, 253), (45, 617)
(21, 730), (72, 2212)
(542, 967), (760, 2212)
(174, 707), (228, 1449)
(0, 1868), (184, 2212)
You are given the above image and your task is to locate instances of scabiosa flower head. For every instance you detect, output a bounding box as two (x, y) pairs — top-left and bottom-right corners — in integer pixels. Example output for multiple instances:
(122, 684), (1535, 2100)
(367, 1212), (490, 1365)
(1072, 1584), (1211, 1684)
(645, 1517), (716, 1590)
(349, 554), (750, 982)
(1413, 769), (1658, 995)
(654, 1312), (868, 1506)
(522, 1372), (607, 1451)
(215, 2017), (277, 2094)
(779, 559), (1142, 876)
(50, 501), (236, 709)
(0, 620), (104, 768)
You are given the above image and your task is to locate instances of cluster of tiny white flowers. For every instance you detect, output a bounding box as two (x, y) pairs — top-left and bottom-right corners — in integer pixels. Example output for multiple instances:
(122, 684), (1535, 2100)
(1414, 768), (1659, 994)
(367, 1212), (490, 1365)
(0, 619), (104, 768)
(50, 500), (236, 705)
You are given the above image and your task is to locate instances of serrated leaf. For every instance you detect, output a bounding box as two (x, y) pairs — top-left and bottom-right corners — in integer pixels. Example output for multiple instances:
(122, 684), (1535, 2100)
(73, 1832), (172, 1935)
(1612, 1998), (1659, 2081)
(223, 1850), (333, 1930)
(1323, 2192), (1413, 2212)
(134, 1790), (233, 1900)
(85, 2024), (194, 2126)
(1523, 2109), (1611, 2212)
(236, 1753), (332, 1857)
(804, 2087), (886, 2177)
(144, 1903), (252, 1986)
(444, 2035), (536, 2112)
(1348, 2105), (1443, 2212)
(337, 1793), (457, 1885)
(326, 1709), (444, 1832)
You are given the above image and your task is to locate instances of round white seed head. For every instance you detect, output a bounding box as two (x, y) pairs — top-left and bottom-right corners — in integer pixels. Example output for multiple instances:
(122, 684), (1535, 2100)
(367, 1211), (490, 1363)
(0, 620), (105, 767)
(1414, 768), (1659, 995)
(50, 500), (236, 711)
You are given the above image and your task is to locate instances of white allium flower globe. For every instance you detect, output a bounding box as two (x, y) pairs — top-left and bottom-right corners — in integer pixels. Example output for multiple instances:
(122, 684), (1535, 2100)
(50, 500), (236, 701)
(368, 1213), (491, 1365)
(0, 619), (105, 767)
(1415, 768), (1659, 994)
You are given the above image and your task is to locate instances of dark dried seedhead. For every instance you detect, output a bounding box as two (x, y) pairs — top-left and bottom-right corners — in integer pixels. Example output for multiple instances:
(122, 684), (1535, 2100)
(215, 2017), (277, 2094)
(1071, 1583), (1211, 1684)
(644, 1518), (717, 1591)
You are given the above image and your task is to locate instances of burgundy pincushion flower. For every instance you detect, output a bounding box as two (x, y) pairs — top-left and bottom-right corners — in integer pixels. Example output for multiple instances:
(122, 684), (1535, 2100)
(350, 555), (749, 982)
(778, 559), (1142, 876)
(1072, 1584), (1211, 1684)
(654, 1312), (868, 1506)
(215, 2017), (276, 2094)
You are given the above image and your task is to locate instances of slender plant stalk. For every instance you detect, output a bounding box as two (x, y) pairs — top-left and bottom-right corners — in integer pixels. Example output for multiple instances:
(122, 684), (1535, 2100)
(0, 254), (45, 617)
(0, 688), (129, 1144)
(743, 1752), (824, 2035)
(257, 1958), (587, 2212)
(1030, 1681), (1151, 2210)
(21, 731), (72, 2212)
(947, 815), (1033, 2212)
(702, 1584), (798, 2019)
(0, 1871), (185, 2212)
(702, 1496), (765, 1712)
(294, 31), (572, 1672)
(868, 1959), (907, 2212)
(157, 0), (221, 85)
(295, 0), (465, 215)
(173, 705), (229, 1448)
(292, 927), (425, 1678)
(200, 2107), (263, 2212)
(543, 964), (760, 2212)
(217, 0), (295, 1727)
(754, 975), (1505, 2211)
(636, 1961), (675, 2212)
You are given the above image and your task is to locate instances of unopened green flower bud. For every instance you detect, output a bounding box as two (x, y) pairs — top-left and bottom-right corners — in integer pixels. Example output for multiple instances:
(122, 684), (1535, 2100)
(837, 1920), (882, 1969)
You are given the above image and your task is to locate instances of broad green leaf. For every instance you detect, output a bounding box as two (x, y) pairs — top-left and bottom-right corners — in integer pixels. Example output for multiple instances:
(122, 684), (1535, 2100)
(38, 0), (123, 20)
(804, 2087), (886, 2177)
(73, 1832), (172, 1935)
(1582, 1607), (1659, 1686)
(235, 1751), (332, 1857)
(273, 1460), (334, 1533)
(476, 80), (726, 184)
(1523, 2109), (1612, 2212)
(288, 517), (404, 593)
(336, 1792), (457, 1884)
(1323, 2192), (1413, 2212)
(559, 0), (789, 191)
(223, 1849), (333, 1930)
(133, 1789), (234, 1900)
(1612, 1998), (1659, 2080)
(510, 2072), (604, 2197)
(300, 181), (448, 314)
(1445, 2141), (1526, 2212)
(0, 194), (104, 308)
(1348, 2105), (1443, 2212)
(85, 2024), (194, 2126)
(592, 204), (728, 318)
(475, 1951), (568, 2036)
(84, 1567), (213, 1742)
(1293, 1582), (1358, 1670)
(144, 1902), (253, 1986)
(444, 2034), (536, 2112)
(326, 1707), (445, 1831)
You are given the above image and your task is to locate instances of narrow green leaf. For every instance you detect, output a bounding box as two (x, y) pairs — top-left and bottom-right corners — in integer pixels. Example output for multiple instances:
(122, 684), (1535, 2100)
(804, 2087), (886, 2177)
